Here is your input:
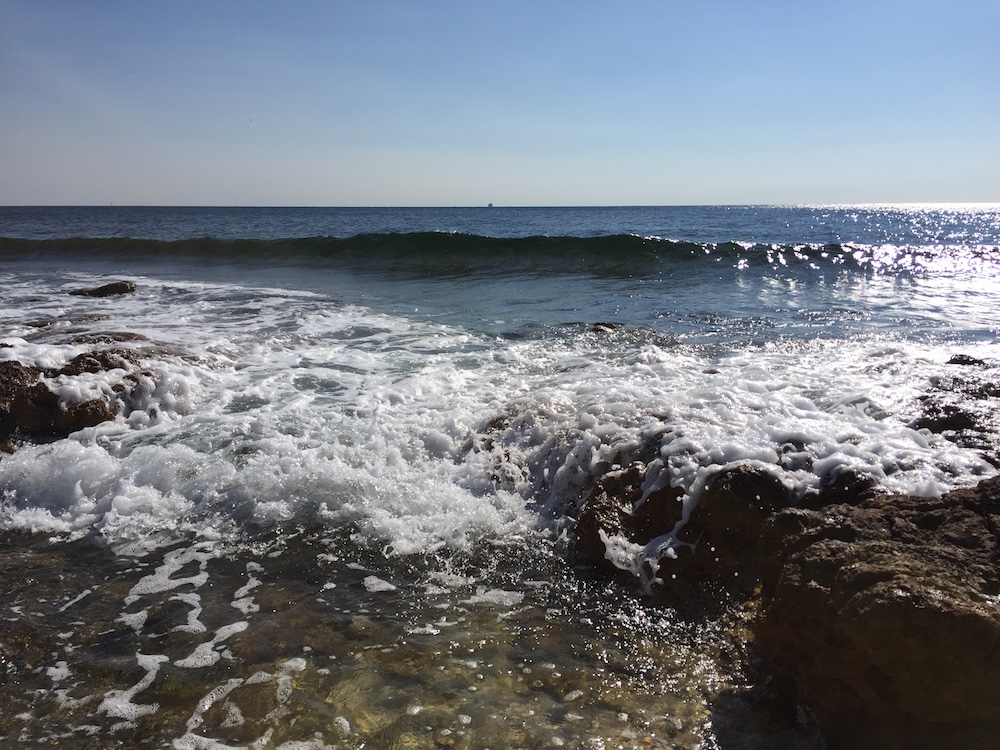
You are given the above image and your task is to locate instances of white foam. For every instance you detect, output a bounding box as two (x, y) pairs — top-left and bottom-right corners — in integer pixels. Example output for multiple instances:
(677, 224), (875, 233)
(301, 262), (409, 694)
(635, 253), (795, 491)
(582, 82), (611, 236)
(0, 273), (994, 583)
(174, 621), (249, 669)
(363, 575), (397, 593)
(98, 651), (168, 721)
(125, 544), (213, 604)
(232, 567), (262, 615)
(58, 588), (92, 612)
(117, 609), (148, 634)
(182, 677), (244, 735)
(46, 660), (71, 683)
(465, 588), (525, 607)
(170, 591), (207, 634)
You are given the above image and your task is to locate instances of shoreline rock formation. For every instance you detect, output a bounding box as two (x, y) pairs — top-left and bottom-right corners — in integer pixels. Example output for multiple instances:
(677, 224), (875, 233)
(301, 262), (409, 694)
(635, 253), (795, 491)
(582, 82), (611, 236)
(566, 350), (1000, 747)
(757, 477), (1000, 749)
(574, 461), (1000, 748)
(0, 348), (143, 452)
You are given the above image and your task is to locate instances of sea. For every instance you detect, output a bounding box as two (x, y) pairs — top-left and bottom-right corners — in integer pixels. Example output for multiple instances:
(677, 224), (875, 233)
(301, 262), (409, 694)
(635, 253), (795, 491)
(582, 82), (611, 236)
(1, 204), (998, 749)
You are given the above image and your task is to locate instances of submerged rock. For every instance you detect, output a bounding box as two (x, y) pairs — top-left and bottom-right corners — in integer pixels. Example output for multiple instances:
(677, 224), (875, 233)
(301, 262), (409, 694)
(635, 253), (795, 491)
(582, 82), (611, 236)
(948, 353), (988, 367)
(70, 331), (149, 345)
(908, 362), (1000, 466)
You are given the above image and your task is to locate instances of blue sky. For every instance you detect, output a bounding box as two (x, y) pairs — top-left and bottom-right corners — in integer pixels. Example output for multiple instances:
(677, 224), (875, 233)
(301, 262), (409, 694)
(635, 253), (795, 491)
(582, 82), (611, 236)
(1, 1), (998, 206)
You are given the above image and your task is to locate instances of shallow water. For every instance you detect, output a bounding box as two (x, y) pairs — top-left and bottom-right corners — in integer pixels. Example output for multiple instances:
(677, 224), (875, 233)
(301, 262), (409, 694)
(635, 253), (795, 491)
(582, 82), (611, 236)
(0, 528), (823, 749)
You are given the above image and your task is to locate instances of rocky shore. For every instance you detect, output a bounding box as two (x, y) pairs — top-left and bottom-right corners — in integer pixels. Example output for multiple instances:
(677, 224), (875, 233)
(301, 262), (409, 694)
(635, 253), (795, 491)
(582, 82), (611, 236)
(758, 476), (1000, 748)
(1, 281), (148, 452)
(0, 349), (146, 453)
(3, 304), (999, 747)
(576, 453), (1000, 747)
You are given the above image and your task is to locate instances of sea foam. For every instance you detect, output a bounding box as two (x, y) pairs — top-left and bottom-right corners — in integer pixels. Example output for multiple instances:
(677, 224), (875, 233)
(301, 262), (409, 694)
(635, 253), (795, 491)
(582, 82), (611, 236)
(0, 274), (994, 578)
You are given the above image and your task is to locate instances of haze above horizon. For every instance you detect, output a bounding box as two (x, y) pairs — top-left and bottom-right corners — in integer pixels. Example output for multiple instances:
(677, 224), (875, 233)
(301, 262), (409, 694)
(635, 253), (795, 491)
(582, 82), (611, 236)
(2, 1), (998, 207)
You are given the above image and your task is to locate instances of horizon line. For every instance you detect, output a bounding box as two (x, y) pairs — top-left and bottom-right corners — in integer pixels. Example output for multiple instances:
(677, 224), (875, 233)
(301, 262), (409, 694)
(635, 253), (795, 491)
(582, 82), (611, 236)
(3, 202), (1000, 210)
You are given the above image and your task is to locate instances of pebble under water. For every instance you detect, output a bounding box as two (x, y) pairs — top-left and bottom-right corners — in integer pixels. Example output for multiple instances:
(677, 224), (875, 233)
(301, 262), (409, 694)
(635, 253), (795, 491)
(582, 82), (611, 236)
(0, 527), (823, 749)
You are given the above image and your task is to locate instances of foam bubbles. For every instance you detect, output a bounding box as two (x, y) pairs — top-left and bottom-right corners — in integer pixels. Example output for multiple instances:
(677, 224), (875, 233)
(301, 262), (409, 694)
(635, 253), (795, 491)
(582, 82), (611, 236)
(465, 588), (525, 607)
(0, 272), (995, 584)
(98, 652), (169, 722)
(363, 576), (397, 593)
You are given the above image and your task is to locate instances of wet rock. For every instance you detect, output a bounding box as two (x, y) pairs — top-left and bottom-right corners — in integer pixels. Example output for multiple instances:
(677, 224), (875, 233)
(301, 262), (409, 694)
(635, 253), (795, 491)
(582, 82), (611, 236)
(755, 476), (1000, 749)
(673, 467), (790, 586)
(912, 401), (979, 432)
(0, 364), (115, 450)
(50, 397), (116, 435)
(575, 464), (794, 608)
(574, 461), (684, 568)
(654, 466), (804, 608)
(55, 348), (143, 376)
(577, 456), (1000, 745)
(0, 361), (42, 451)
(948, 354), (988, 367)
(70, 331), (149, 344)
(576, 463), (881, 576)
(908, 368), (1000, 467)
(69, 280), (137, 297)
(801, 469), (884, 510)
(0, 349), (143, 451)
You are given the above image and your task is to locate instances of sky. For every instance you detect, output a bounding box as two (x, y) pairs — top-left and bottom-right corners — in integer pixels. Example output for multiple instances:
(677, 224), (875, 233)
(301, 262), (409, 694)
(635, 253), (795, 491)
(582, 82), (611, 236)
(1, 1), (998, 206)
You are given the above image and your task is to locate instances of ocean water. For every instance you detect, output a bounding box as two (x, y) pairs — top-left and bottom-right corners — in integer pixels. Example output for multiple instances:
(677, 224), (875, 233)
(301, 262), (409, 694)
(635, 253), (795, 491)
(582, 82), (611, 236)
(0, 204), (998, 748)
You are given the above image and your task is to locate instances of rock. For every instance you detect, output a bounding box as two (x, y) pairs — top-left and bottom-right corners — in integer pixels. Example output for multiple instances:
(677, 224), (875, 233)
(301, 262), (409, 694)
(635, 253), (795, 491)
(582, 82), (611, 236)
(0, 349), (143, 451)
(575, 457), (1000, 745)
(2, 370), (114, 448)
(755, 476), (1000, 749)
(576, 463), (880, 576)
(69, 280), (137, 297)
(574, 461), (684, 568)
(575, 464), (795, 610)
(56, 348), (143, 376)
(69, 332), (149, 344)
(670, 466), (791, 597)
(591, 322), (618, 333)
(908, 368), (1000, 466)
(912, 401), (979, 432)
(949, 354), (988, 367)
(0, 361), (42, 450)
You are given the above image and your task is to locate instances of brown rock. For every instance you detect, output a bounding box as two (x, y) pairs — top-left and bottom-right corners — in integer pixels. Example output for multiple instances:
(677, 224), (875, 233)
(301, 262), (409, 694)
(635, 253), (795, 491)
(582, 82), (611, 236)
(55, 348), (143, 376)
(7, 381), (112, 440)
(0, 361), (42, 443)
(68, 280), (137, 297)
(574, 455), (1000, 744)
(53, 399), (116, 434)
(0, 349), (141, 450)
(669, 466), (791, 597)
(573, 461), (684, 570)
(575, 463), (793, 611)
(755, 476), (1000, 749)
